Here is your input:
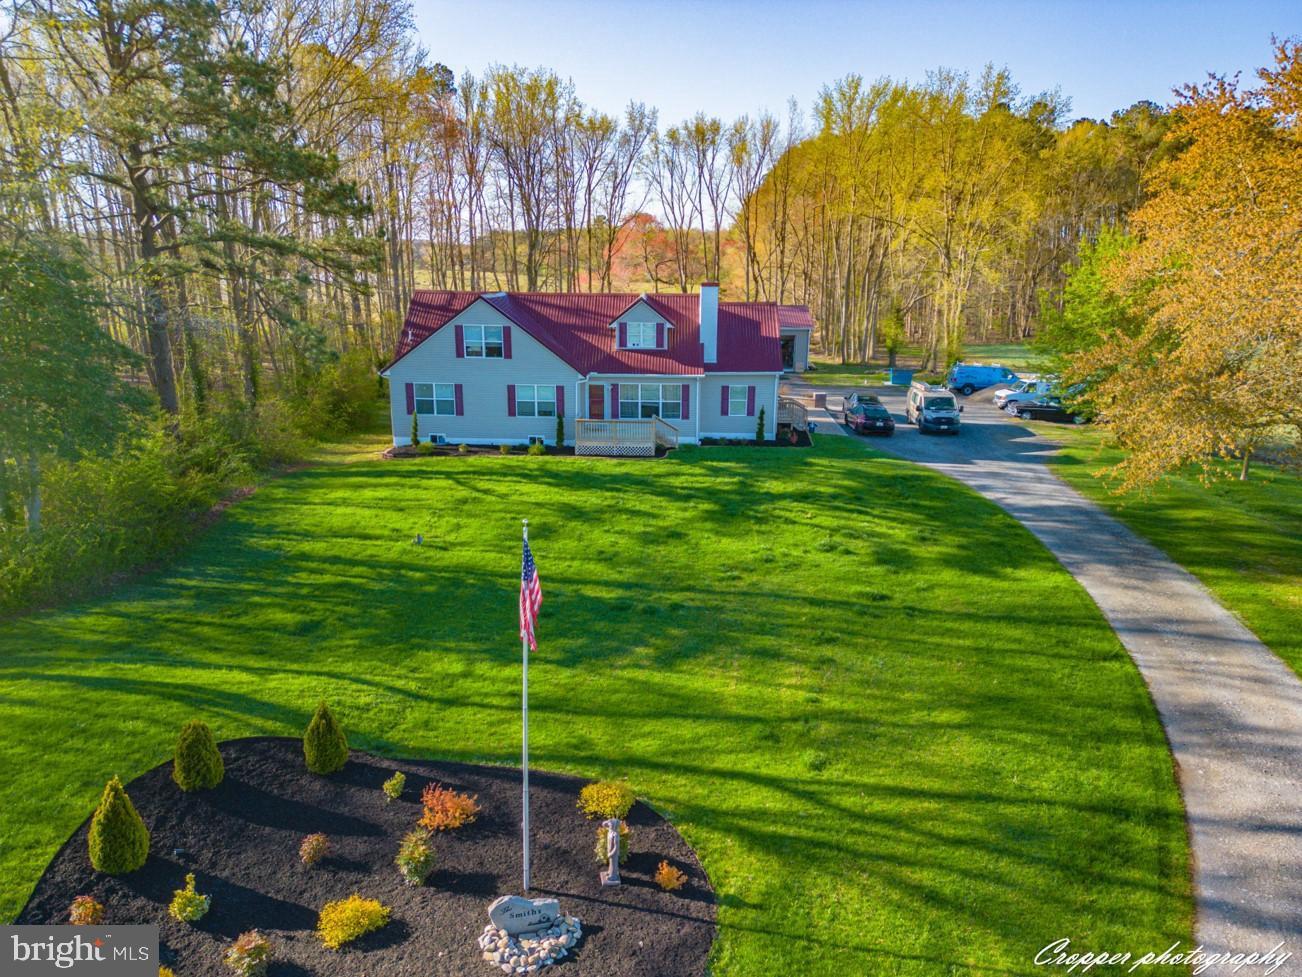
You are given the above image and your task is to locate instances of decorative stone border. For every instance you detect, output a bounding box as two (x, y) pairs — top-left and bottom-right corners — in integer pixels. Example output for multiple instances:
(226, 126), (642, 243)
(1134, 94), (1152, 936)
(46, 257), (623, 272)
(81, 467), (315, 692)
(477, 917), (583, 973)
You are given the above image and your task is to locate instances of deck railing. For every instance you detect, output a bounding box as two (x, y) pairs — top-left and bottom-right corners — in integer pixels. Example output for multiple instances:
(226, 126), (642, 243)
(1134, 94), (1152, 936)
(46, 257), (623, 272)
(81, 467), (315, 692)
(575, 417), (679, 457)
(778, 396), (809, 431)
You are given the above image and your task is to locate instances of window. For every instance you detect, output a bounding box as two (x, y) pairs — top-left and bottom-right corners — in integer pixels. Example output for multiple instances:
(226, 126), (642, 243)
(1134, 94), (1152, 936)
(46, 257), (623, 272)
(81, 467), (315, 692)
(464, 324), (504, 358)
(728, 385), (749, 416)
(619, 383), (682, 420)
(516, 384), (556, 418)
(415, 383), (456, 416)
(623, 322), (660, 349)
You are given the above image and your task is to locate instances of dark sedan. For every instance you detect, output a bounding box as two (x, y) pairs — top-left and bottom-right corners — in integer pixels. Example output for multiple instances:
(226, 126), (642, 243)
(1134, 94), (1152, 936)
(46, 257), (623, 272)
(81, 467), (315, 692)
(846, 402), (896, 435)
(1013, 397), (1086, 424)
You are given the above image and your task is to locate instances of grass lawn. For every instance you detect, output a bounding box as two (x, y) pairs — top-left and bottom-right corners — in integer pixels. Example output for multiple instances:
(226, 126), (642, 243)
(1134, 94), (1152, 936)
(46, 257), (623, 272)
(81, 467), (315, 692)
(1036, 424), (1302, 674)
(0, 438), (1191, 975)
(801, 359), (890, 387)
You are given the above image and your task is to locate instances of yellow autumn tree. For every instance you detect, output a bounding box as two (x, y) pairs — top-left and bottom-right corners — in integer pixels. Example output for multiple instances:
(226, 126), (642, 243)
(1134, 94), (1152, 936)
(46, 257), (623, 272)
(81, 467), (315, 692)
(1076, 39), (1302, 488)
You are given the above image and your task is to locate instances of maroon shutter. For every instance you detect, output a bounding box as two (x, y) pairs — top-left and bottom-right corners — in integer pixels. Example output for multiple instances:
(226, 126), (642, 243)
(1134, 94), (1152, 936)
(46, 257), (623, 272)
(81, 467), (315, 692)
(405, 383), (415, 414)
(502, 326), (512, 359)
(746, 386), (756, 416)
(454, 383), (464, 416)
(454, 324), (465, 358)
(507, 384), (516, 417)
(720, 385), (729, 416)
(617, 322), (627, 348)
(655, 322), (665, 348)
(680, 383), (690, 420)
(555, 385), (565, 417)
(611, 384), (620, 417)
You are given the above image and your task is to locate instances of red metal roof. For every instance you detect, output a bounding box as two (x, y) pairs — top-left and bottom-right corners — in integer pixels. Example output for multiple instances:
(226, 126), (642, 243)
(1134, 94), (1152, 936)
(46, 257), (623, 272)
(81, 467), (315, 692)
(385, 291), (791, 375)
(777, 305), (815, 329)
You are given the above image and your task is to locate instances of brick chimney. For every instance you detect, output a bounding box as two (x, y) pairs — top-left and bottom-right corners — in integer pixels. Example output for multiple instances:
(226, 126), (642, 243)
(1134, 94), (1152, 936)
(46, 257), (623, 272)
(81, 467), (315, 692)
(699, 282), (719, 364)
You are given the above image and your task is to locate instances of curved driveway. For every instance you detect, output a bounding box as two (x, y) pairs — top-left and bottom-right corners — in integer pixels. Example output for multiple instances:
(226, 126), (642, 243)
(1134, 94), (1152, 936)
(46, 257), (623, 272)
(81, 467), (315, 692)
(788, 380), (1302, 971)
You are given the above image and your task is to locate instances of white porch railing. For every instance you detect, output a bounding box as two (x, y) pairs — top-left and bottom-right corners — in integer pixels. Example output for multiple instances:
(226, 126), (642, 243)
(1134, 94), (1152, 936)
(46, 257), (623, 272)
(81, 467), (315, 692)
(575, 417), (679, 457)
(778, 396), (809, 431)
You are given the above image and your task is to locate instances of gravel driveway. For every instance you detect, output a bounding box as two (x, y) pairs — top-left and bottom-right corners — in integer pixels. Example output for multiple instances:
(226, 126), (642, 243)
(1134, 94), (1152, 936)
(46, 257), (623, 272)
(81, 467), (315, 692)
(789, 380), (1302, 972)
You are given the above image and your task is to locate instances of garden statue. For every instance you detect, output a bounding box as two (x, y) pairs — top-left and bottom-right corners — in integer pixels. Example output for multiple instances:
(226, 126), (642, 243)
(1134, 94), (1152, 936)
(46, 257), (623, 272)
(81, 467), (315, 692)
(599, 817), (621, 887)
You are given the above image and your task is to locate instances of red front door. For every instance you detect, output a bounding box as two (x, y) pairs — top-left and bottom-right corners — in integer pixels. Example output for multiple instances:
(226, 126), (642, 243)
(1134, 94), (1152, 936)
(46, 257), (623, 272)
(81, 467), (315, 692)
(587, 383), (605, 419)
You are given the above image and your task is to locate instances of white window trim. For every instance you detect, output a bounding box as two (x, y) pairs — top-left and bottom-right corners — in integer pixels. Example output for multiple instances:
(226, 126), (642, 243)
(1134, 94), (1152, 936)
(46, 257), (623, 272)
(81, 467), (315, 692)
(415, 382), (457, 416)
(463, 324), (505, 358)
(516, 383), (557, 418)
(618, 382), (683, 420)
(727, 385), (749, 417)
(623, 322), (660, 349)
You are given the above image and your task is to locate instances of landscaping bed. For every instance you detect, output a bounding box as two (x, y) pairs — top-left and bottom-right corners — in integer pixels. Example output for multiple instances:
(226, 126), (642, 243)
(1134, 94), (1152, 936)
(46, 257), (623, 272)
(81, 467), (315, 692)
(17, 737), (715, 977)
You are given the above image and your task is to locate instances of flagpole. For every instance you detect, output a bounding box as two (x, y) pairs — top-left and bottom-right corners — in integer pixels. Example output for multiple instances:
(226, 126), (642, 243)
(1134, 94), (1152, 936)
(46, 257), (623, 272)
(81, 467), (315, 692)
(521, 518), (531, 892)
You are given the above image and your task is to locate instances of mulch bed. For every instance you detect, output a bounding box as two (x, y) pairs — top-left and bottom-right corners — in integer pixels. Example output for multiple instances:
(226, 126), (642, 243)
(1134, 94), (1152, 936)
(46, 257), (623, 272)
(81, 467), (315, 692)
(18, 738), (715, 977)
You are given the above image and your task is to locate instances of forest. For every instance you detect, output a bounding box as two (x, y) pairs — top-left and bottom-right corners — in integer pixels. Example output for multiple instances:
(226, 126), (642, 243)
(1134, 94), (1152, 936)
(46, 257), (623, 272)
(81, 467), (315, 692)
(1, 0), (1298, 613)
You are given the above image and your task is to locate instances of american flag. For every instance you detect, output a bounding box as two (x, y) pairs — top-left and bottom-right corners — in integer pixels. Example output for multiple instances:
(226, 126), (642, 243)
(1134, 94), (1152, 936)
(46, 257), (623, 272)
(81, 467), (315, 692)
(520, 536), (543, 651)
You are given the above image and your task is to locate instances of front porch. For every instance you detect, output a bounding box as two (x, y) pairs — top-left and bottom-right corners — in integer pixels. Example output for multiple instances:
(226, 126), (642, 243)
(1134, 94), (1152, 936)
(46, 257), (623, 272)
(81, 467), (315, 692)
(574, 417), (680, 457)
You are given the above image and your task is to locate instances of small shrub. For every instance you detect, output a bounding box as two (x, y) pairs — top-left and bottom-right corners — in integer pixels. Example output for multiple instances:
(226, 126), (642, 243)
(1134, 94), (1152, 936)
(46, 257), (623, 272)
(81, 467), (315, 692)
(303, 701), (348, 774)
(419, 783), (480, 831)
(593, 821), (630, 865)
(527, 441), (545, 456)
(88, 776), (150, 874)
(394, 829), (436, 886)
(299, 832), (329, 866)
(382, 771), (405, 802)
(555, 414), (565, 446)
(224, 929), (273, 977)
(410, 409), (419, 448)
(577, 781), (636, 820)
(317, 894), (390, 950)
(498, 443), (511, 455)
(457, 442), (469, 454)
(756, 406), (766, 444)
(172, 720), (224, 791)
(168, 873), (210, 923)
(68, 895), (104, 925)
(159, 967), (177, 977)
(654, 860), (688, 891)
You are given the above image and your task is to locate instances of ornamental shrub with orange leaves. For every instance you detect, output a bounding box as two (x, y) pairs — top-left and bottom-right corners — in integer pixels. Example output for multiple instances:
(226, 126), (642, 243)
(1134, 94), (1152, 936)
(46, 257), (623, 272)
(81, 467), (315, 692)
(418, 783), (480, 832)
(654, 860), (687, 891)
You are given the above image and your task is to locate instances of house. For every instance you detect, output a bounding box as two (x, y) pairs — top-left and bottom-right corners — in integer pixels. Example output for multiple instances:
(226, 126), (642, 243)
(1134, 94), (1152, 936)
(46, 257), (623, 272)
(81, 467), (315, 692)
(379, 283), (814, 455)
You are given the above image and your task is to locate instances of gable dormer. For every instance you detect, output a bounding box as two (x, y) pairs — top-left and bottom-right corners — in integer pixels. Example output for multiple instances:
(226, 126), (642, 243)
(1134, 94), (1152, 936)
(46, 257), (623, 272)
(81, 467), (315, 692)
(611, 297), (671, 351)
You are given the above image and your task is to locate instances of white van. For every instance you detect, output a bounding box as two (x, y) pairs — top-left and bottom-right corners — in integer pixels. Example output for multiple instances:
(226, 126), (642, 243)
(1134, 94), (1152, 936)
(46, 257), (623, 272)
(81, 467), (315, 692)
(906, 381), (962, 434)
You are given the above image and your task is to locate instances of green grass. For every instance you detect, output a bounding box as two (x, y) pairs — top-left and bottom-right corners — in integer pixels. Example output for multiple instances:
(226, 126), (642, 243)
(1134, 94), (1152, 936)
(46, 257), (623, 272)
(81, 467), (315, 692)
(0, 439), (1191, 975)
(803, 343), (1046, 387)
(1036, 424), (1302, 674)
(802, 359), (890, 386)
(960, 343), (1050, 373)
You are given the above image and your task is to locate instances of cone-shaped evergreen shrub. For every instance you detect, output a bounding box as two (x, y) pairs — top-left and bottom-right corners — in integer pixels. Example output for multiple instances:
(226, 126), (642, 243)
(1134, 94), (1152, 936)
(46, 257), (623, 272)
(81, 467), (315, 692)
(303, 701), (348, 774)
(88, 776), (150, 874)
(172, 720), (224, 791)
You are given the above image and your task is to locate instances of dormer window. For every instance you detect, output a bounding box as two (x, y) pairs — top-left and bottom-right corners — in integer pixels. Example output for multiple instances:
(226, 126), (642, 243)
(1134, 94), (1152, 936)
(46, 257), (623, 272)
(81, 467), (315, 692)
(621, 322), (662, 349)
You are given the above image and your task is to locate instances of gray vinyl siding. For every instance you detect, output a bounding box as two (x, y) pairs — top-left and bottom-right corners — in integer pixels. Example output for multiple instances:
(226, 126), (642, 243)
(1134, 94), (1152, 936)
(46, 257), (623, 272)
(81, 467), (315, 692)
(699, 375), (778, 439)
(386, 301), (581, 445)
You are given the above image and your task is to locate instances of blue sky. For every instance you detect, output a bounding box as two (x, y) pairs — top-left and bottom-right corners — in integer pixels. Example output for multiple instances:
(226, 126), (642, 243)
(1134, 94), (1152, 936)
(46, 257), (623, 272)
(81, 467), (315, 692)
(410, 0), (1294, 123)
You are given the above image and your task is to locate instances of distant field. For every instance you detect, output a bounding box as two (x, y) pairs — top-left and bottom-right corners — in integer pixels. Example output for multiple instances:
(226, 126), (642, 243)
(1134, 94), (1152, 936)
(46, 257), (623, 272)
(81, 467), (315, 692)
(804, 342), (1048, 385)
(1037, 424), (1302, 674)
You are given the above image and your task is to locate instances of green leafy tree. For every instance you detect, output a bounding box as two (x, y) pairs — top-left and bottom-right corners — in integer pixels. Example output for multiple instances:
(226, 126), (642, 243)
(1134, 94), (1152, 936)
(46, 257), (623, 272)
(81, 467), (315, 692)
(172, 720), (224, 791)
(303, 701), (349, 774)
(88, 776), (150, 874)
(1035, 228), (1144, 364)
(0, 238), (146, 531)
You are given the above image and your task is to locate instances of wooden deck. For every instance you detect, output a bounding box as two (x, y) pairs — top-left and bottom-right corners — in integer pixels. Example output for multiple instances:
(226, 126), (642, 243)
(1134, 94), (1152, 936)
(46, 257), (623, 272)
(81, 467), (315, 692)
(575, 417), (679, 457)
